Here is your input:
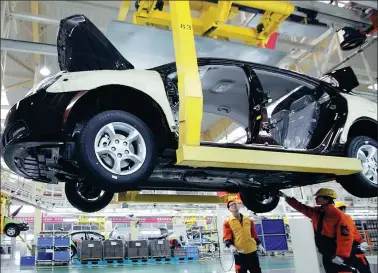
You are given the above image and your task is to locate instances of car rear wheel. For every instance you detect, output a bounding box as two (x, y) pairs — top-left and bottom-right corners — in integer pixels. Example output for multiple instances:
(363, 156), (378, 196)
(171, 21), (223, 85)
(70, 245), (77, 259)
(239, 191), (280, 213)
(77, 110), (157, 192)
(65, 182), (114, 213)
(4, 224), (20, 237)
(337, 136), (378, 198)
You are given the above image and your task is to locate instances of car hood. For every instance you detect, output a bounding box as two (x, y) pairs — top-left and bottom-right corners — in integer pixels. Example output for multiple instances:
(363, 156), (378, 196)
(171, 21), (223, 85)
(57, 14), (134, 72)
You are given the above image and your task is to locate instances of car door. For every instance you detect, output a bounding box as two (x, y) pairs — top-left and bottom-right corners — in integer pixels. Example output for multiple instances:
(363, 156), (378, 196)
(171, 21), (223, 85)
(161, 61), (265, 144)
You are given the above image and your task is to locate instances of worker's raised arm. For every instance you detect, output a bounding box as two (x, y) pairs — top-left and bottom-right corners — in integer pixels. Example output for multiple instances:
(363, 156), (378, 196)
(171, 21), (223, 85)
(223, 220), (233, 248)
(279, 191), (317, 218)
(335, 214), (354, 258)
(285, 197), (317, 218)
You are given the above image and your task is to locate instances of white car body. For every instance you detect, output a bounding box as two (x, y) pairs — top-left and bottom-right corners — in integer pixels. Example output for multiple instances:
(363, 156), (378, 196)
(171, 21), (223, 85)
(46, 69), (377, 145)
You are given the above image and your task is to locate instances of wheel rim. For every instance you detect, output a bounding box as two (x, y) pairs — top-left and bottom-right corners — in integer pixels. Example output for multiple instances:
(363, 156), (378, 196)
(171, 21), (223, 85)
(7, 227), (16, 236)
(94, 122), (147, 176)
(76, 183), (105, 202)
(256, 192), (274, 205)
(357, 144), (377, 185)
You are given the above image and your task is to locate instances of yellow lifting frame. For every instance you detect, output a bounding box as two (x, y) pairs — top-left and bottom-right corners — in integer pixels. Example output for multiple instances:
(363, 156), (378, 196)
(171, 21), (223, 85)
(118, 191), (234, 204)
(168, 1), (362, 176)
(0, 193), (8, 235)
(133, 1), (294, 46)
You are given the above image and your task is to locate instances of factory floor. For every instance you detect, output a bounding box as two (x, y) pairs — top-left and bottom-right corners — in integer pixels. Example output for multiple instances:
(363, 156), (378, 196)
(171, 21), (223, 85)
(2, 255), (377, 273)
(1, 256), (295, 273)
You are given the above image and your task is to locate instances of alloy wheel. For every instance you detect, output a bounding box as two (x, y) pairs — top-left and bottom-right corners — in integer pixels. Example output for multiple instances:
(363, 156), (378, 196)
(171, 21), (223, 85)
(7, 227), (16, 236)
(76, 183), (104, 201)
(94, 122), (147, 176)
(357, 144), (377, 185)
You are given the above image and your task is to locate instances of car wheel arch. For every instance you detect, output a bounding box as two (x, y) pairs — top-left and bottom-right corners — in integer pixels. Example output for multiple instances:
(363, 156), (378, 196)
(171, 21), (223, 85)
(346, 117), (377, 144)
(64, 84), (175, 151)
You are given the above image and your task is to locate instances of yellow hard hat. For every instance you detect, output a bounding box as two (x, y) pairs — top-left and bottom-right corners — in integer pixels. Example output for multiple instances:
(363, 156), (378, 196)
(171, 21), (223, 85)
(314, 188), (337, 199)
(335, 201), (349, 208)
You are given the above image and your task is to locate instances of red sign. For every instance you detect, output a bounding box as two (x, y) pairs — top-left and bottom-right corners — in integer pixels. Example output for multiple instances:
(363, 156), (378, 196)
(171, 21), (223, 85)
(42, 217), (64, 223)
(15, 217), (34, 223)
(109, 217), (131, 223)
(110, 217), (172, 224)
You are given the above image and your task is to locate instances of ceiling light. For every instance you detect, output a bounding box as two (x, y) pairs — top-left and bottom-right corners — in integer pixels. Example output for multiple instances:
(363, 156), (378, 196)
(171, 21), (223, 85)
(368, 83), (377, 90)
(39, 67), (51, 76)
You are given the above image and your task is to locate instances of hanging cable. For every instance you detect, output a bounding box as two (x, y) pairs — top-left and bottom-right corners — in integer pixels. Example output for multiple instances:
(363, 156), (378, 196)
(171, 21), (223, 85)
(214, 216), (234, 272)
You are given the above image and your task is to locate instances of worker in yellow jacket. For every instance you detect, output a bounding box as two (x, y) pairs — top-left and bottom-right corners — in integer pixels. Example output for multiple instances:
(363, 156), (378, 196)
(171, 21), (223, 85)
(223, 200), (265, 273)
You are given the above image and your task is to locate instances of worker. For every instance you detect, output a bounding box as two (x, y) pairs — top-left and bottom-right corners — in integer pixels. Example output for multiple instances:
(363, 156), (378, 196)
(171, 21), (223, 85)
(279, 189), (356, 273)
(335, 201), (372, 273)
(223, 200), (265, 273)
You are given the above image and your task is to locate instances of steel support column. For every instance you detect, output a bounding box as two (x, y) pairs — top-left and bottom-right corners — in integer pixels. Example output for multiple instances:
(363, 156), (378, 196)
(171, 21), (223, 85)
(169, 1), (203, 148)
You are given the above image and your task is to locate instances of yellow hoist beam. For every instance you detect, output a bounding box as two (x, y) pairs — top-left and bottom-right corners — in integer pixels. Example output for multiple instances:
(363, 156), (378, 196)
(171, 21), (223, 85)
(117, 191), (234, 204)
(133, 0), (294, 46)
(18, 235), (32, 252)
(0, 193), (9, 235)
(129, 1), (363, 176)
(118, 0), (132, 21)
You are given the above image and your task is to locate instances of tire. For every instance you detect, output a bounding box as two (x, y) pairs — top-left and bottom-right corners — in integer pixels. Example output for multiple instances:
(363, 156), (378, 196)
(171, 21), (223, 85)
(239, 191), (280, 213)
(65, 182), (114, 213)
(337, 136), (377, 198)
(70, 245), (77, 259)
(77, 110), (157, 192)
(4, 224), (20, 237)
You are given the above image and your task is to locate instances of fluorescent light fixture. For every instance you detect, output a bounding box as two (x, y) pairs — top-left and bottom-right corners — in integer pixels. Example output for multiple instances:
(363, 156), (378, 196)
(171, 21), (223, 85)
(39, 67), (51, 76)
(368, 83), (377, 90)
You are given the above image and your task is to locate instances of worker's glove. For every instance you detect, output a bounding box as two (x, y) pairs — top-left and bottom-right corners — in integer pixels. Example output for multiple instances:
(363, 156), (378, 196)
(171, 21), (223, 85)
(229, 245), (239, 255)
(359, 242), (369, 252)
(331, 256), (344, 265)
(257, 244), (266, 255)
(278, 191), (288, 198)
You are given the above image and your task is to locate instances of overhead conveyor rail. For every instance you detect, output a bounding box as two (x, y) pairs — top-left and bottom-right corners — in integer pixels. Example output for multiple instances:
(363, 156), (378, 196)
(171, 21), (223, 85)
(116, 0), (363, 176)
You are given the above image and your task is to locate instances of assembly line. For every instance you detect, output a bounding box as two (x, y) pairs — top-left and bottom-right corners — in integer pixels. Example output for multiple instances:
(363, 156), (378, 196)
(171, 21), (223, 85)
(0, 1), (377, 273)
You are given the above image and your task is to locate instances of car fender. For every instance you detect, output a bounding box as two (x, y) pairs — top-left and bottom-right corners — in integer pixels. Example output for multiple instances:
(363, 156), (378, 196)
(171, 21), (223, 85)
(339, 93), (377, 143)
(46, 70), (176, 132)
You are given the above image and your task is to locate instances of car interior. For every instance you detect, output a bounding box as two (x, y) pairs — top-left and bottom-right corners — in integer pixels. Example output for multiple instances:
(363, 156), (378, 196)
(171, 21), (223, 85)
(168, 65), (340, 152)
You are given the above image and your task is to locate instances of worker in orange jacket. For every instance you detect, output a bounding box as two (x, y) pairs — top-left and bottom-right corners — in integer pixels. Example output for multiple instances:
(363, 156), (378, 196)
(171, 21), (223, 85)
(335, 201), (371, 273)
(223, 200), (265, 273)
(279, 188), (356, 273)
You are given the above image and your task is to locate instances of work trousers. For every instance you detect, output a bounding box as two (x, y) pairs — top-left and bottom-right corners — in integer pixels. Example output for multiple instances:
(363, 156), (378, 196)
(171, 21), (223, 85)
(350, 247), (371, 273)
(322, 247), (371, 273)
(234, 251), (262, 273)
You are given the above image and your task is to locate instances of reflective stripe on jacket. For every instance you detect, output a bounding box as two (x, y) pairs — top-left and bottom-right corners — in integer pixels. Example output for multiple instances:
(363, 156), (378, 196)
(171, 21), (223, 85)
(286, 197), (354, 258)
(223, 215), (258, 254)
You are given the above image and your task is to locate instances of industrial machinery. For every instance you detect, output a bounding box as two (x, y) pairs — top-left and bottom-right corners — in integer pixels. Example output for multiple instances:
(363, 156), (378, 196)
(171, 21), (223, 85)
(1, 2), (376, 214)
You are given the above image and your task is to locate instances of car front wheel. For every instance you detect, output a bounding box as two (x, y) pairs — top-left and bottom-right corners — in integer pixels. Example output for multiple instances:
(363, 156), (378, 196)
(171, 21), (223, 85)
(65, 182), (114, 213)
(77, 110), (157, 192)
(4, 224), (20, 237)
(239, 191), (280, 213)
(337, 136), (377, 198)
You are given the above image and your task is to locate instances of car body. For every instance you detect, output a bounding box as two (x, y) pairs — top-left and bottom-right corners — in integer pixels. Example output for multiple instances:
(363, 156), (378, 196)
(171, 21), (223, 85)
(1, 15), (377, 213)
(3, 216), (29, 237)
(2, 206), (29, 237)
